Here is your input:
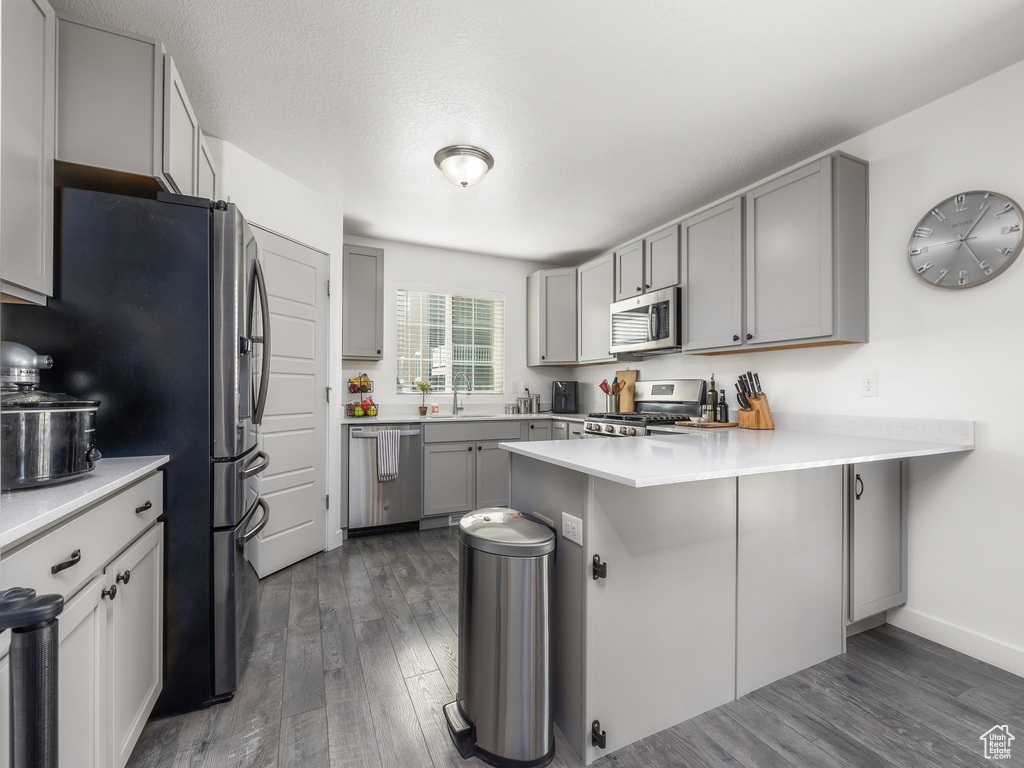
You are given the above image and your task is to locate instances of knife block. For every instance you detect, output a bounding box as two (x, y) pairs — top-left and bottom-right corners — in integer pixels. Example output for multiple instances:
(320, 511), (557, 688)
(738, 395), (775, 430)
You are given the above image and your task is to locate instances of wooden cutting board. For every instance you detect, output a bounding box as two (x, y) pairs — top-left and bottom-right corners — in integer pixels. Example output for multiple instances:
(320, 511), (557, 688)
(615, 369), (638, 412)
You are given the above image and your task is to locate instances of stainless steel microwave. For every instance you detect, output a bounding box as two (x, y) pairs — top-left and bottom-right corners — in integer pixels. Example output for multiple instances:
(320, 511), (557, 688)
(609, 286), (682, 356)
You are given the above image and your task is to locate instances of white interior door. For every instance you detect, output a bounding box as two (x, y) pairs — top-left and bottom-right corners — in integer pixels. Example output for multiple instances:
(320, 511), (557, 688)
(246, 226), (330, 577)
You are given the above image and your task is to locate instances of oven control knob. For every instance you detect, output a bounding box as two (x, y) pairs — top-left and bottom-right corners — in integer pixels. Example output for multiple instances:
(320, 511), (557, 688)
(604, 424), (615, 434)
(624, 427), (636, 436)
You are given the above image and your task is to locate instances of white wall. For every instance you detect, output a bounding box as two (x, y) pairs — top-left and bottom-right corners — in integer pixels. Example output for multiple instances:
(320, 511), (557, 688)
(569, 60), (1024, 675)
(206, 137), (347, 548)
(342, 235), (563, 412)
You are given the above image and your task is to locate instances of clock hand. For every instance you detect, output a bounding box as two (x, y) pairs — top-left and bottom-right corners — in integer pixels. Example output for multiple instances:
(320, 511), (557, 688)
(957, 205), (990, 248)
(961, 239), (983, 266)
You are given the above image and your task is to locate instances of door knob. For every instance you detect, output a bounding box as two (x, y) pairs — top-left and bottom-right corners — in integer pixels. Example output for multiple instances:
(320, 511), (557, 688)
(733, 334), (740, 341)
(116, 570), (131, 585)
(746, 333), (753, 340)
(467, 446), (473, 451)
(102, 584), (117, 600)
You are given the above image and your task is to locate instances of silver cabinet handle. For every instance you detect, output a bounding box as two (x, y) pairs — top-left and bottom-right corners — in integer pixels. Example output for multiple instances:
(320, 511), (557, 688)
(241, 497), (270, 544)
(242, 450), (271, 479)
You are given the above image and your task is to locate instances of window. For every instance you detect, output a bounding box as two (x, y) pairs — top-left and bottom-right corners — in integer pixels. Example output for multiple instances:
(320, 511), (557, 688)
(396, 289), (505, 394)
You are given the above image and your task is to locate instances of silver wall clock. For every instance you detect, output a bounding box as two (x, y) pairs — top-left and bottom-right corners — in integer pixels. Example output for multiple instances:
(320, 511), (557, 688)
(908, 191), (1023, 288)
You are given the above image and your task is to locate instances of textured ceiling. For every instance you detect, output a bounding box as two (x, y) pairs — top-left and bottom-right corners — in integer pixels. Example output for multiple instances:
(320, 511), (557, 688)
(53, 0), (1024, 261)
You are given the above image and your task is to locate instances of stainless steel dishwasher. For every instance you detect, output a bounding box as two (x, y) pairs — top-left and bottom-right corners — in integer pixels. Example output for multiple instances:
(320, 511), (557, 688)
(348, 424), (422, 532)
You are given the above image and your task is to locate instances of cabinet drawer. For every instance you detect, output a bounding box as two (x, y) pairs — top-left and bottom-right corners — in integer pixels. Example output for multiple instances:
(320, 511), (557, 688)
(423, 420), (522, 444)
(0, 471), (163, 601)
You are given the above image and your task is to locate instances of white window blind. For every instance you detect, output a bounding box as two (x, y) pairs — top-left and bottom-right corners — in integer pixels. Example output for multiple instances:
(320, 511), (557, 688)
(396, 289), (505, 394)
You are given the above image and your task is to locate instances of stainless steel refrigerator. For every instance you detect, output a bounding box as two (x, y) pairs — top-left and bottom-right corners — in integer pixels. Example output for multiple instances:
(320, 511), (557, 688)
(2, 187), (273, 714)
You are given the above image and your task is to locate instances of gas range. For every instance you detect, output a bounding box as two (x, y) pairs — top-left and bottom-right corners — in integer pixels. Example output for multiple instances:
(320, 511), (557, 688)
(584, 378), (707, 437)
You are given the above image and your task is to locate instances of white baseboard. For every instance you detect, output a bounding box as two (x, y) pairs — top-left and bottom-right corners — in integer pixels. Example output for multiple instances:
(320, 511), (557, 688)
(887, 607), (1024, 678)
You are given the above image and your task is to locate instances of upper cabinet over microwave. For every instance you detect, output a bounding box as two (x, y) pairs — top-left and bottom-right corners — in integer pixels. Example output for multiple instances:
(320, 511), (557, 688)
(55, 16), (219, 197)
(614, 224), (680, 302)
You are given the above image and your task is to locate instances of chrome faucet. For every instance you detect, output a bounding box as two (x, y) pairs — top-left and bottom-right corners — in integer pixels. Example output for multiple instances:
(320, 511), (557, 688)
(453, 372), (472, 415)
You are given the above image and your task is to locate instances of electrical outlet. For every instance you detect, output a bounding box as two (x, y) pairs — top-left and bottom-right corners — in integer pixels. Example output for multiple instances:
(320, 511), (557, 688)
(861, 372), (878, 397)
(561, 512), (583, 546)
(523, 379), (531, 394)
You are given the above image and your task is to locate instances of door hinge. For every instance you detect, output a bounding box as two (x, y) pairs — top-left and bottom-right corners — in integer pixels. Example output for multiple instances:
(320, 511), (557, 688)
(592, 720), (607, 749)
(592, 554), (607, 580)
(326, 494), (330, 510)
(326, 386), (332, 402)
(327, 279), (331, 296)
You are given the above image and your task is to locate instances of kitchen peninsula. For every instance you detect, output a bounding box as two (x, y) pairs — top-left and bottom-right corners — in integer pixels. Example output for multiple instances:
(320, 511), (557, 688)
(503, 418), (973, 764)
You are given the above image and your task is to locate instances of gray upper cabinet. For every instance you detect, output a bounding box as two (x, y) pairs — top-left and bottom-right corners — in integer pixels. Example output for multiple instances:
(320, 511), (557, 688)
(423, 443), (476, 518)
(527, 268), (577, 366)
(644, 224), (679, 293)
(1, 0), (56, 304)
(475, 442), (511, 509)
(342, 244), (384, 360)
(56, 17), (212, 198)
(682, 198), (743, 351)
(197, 130), (218, 201)
(614, 239), (644, 301)
(577, 252), (615, 363)
(849, 461), (906, 623)
(744, 152), (867, 349)
(163, 55), (199, 195)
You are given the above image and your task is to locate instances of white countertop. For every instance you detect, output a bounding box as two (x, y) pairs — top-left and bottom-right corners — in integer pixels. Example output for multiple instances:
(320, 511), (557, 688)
(0, 456), (169, 550)
(500, 428), (972, 487)
(341, 413), (585, 425)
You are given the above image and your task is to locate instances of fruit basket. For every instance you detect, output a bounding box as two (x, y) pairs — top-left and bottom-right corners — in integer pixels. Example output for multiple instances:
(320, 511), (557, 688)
(346, 396), (379, 418)
(347, 373), (373, 394)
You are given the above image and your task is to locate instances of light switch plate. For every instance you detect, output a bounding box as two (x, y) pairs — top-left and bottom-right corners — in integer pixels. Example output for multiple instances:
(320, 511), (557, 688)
(561, 512), (583, 546)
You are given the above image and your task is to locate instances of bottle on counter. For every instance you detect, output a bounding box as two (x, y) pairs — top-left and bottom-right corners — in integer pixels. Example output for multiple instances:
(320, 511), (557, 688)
(708, 374), (718, 422)
(718, 389), (728, 423)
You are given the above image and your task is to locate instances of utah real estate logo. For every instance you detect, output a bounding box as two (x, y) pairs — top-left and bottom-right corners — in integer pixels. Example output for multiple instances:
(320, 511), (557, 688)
(980, 725), (1015, 760)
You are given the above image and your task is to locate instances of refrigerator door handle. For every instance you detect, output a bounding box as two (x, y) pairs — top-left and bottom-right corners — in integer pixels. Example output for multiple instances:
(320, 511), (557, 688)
(239, 497), (270, 545)
(248, 257), (272, 425)
(241, 450), (270, 479)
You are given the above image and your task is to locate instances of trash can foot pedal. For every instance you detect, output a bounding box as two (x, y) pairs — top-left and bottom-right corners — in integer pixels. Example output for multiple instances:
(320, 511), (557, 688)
(443, 700), (475, 759)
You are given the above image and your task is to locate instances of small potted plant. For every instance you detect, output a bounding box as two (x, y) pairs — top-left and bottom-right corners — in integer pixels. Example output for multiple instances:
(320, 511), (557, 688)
(415, 379), (432, 416)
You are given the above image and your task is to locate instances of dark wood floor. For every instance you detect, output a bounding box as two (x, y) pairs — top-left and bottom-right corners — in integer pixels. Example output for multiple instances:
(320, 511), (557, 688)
(128, 527), (1024, 767)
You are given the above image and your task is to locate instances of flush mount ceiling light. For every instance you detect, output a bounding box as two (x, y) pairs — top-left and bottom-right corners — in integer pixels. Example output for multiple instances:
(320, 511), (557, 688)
(433, 145), (494, 187)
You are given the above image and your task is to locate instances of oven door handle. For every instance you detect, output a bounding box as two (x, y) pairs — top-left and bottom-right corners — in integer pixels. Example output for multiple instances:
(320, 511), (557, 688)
(239, 497), (270, 545)
(351, 429), (420, 438)
(241, 450), (271, 479)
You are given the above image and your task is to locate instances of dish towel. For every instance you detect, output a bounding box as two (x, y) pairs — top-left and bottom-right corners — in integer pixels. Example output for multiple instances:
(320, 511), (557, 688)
(376, 429), (400, 482)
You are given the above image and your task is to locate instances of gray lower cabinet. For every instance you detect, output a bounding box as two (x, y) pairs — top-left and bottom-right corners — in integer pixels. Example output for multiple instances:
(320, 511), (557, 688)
(744, 152), (867, 349)
(644, 224), (679, 293)
(528, 421), (552, 441)
(475, 442), (511, 508)
(552, 421), (569, 440)
(577, 253), (615, 363)
(682, 197), (744, 351)
(568, 423), (584, 439)
(614, 239), (645, 301)
(849, 460), (906, 622)
(527, 268), (577, 365)
(736, 467), (843, 697)
(1, 0), (56, 304)
(342, 243), (384, 360)
(55, 17), (216, 198)
(423, 442), (476, 517)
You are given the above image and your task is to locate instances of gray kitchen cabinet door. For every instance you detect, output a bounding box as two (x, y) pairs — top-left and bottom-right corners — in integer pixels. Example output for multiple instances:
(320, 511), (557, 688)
(552, 421), (569, 440)
(1, 0), (56, 302)
(527, 421), (552, 441)
(568, 423), (584, 439)
(342, 243), (384, 360)
(644, 224), (679, 293)
(58, 576), (108, 768)
(162, 55), (199, 195)
(849, 460), (906, 622)
(745, 157), (834, 345)
(540, 267), (577, 364)
(737, 467), (843, 697)
(55, 18), (164, 184)
(682, 197), (743, 351)
(197, 130), (217, 201)
(475, 442), (510, 508)
(106, 523), (163, 768)
(423, 443), (476, 517)
(614, 239), (644, 301)
(577, 253), (616, 363)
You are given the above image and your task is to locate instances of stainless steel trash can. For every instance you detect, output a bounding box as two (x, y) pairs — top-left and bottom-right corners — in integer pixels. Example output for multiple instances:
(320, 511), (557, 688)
(444, 509), (556, 768)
